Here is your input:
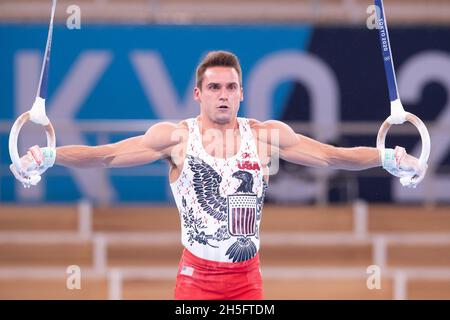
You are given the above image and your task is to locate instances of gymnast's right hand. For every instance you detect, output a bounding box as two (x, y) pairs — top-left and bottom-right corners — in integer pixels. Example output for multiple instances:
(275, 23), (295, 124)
(9, 145), (56, 188)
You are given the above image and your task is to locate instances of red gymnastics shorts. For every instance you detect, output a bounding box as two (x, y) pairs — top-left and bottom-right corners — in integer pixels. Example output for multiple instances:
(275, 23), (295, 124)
(174, 248), (263, 300)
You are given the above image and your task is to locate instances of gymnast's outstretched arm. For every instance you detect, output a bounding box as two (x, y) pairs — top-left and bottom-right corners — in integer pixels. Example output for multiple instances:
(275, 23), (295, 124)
(252, 119), (426, 185)
(11, 121), (187, 182)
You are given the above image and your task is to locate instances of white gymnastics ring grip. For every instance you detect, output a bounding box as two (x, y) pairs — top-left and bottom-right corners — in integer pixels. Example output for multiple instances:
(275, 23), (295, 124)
(9, 97), (56, 176)
(377, 111), (431, 186)
(377, 112), (430, 166)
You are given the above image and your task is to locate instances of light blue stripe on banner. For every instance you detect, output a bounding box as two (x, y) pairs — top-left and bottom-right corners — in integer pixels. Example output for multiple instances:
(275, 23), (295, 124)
(0, 24), (312, 203)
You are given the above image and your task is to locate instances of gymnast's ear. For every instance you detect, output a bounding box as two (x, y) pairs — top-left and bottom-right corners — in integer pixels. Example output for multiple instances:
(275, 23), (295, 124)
(193, 87), (201, 103)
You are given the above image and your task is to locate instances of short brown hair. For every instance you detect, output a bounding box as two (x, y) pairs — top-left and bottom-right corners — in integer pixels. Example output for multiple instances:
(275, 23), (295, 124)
(196, 51), (242, 89)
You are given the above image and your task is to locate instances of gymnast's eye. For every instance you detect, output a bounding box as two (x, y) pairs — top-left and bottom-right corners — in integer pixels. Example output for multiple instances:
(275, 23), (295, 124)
(208, 83), (220, 90)
(227, 83), (238, 91)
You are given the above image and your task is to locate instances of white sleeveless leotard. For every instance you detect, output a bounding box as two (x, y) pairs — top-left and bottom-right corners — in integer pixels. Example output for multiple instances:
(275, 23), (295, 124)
(170, 117), (268, 263)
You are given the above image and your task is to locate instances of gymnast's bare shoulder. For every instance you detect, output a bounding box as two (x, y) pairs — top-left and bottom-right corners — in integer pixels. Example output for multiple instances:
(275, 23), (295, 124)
(143, 120), (188, 152)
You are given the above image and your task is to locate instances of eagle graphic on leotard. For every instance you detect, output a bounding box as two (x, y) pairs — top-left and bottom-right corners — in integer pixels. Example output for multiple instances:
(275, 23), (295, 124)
(187, 155), (267, 262)
(188, 155), (228, 221)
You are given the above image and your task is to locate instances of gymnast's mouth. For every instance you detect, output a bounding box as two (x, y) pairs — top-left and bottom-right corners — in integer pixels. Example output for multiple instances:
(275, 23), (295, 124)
(217, 105), (229, 109)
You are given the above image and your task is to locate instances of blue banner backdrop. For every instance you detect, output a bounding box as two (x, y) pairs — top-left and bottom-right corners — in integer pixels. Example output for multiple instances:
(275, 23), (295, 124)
(1, 25), (449, 204)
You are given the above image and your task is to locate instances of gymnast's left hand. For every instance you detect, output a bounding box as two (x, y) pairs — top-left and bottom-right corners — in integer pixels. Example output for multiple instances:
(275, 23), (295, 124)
(380, 146), (428, 188)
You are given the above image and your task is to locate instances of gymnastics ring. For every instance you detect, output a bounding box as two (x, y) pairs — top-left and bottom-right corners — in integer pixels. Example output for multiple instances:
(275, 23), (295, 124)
(9, 98), (56, 176)
(377, 112), (431, 167)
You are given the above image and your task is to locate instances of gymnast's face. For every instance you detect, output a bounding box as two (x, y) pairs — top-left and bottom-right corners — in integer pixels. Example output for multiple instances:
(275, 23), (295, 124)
(194, 66), (243, 125)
